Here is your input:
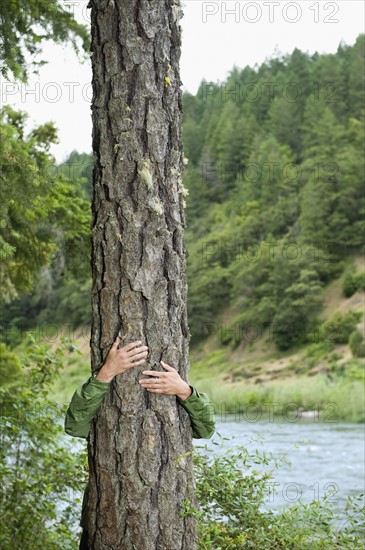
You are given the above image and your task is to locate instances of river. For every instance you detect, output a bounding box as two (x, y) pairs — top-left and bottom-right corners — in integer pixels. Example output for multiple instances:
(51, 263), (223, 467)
(201, 415), (365, 514)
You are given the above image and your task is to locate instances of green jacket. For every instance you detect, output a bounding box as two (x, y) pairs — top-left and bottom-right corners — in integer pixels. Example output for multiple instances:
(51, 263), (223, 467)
(64, 375), (215, 528)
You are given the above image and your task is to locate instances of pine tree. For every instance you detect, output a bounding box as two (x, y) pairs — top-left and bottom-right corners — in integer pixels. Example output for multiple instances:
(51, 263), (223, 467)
(87, 1), (197, 548)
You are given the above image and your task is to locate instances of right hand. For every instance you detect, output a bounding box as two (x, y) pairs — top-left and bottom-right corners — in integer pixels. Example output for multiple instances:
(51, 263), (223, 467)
(96, 338), (148, 383)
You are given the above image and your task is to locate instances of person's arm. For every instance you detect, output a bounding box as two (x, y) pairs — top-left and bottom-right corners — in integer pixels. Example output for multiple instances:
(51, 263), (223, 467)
(65, 343), (215, 440)
(64, 375), (110, 439)
(177, 386), (215, 439)
(64, 337), (149, 439)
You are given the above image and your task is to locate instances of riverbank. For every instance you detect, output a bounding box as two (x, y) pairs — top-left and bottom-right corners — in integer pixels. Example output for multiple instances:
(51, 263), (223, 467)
(188, 338), (365, 423)
(191, 375), (364, 423)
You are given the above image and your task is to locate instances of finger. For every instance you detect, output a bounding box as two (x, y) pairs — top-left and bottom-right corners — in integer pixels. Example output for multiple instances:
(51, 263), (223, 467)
(123, 340), (143, 352)
(139, 380), (163, 387)
(160, 361), (174, 371)
(111, 337), (121, 351)
(139, 378), (161, 386)
(128, 346), (148, 358)
(127, 358), (147, 367)
(142, 370), (163, 377)
(130, 350), (148, 362)
(145, 388), (164, 393)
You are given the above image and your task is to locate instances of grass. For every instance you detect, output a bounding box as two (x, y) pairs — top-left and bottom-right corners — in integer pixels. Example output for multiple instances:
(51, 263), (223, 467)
(49, 357), (90, 406)
(190, 372), (365, 423)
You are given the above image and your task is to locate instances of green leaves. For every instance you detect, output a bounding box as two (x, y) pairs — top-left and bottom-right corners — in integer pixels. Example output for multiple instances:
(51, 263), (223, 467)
(0, 106), (91, 305)
(182, 435), (365, 549)
(0, 0), (90, 83)
(0, 340), (87, 549)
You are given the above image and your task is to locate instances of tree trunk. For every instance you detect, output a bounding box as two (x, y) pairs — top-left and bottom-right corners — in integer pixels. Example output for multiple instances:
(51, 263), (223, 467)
(87, 1), (196, 549)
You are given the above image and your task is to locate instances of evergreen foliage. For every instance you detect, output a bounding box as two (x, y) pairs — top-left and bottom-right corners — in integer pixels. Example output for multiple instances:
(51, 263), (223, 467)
(183, 35), (364, 349)
(2, 36), (364, 351)
(0, 0), (90, 82)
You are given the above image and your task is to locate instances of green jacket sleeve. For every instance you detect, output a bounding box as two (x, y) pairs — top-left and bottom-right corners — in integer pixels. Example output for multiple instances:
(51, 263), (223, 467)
(177, 386), (215, 439)
(64, 375), (110, 439)
(65, 379), (215, 440)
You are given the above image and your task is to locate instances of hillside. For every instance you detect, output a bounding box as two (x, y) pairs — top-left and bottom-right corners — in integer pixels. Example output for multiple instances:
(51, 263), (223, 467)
(192, 256), (365, 381)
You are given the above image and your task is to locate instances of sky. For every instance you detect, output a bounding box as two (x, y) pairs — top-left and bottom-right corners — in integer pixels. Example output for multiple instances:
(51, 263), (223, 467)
(1, 0), (364, 164)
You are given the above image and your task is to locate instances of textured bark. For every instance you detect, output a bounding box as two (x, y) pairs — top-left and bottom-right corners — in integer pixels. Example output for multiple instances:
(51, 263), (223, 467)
(87, 1), (196, 549)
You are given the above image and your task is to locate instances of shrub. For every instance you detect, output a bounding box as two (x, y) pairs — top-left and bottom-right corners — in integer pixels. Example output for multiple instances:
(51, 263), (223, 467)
(343, 272), (357, 297)
(349, 330), (365, 358)
(0, 342), (22, 386)
(320, 311), (362, 344)
(354, 272), (365, 292)
(0, 336), (86, 550)
(182, 436), (365, 549)
(343, 271), (365, 298)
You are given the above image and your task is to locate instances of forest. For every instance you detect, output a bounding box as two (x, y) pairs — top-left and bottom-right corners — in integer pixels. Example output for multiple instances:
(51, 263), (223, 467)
(0, 2), (364, 546)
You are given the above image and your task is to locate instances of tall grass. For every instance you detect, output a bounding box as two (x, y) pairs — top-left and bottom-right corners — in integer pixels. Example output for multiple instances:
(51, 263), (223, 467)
(192, 375), (365, 423)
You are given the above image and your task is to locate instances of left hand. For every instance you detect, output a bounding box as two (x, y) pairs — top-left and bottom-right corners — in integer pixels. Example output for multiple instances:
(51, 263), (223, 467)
(96, 338), (148, 383)
(139, 361), (193, 400)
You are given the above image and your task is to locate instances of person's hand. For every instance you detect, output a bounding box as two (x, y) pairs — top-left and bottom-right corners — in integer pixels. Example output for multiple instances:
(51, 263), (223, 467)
(139, 360), (192, 400)
(96, 337), (149, 383)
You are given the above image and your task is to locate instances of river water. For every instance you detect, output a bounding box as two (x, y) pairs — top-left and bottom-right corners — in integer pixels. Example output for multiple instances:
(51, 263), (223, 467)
(199, 415), (365, 515)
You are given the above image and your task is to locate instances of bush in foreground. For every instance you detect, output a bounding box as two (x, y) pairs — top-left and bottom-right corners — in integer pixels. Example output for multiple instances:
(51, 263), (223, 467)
(0, 337), (87, 550)
(183, 437), (364, 549)
(1, 340), (363, 549)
